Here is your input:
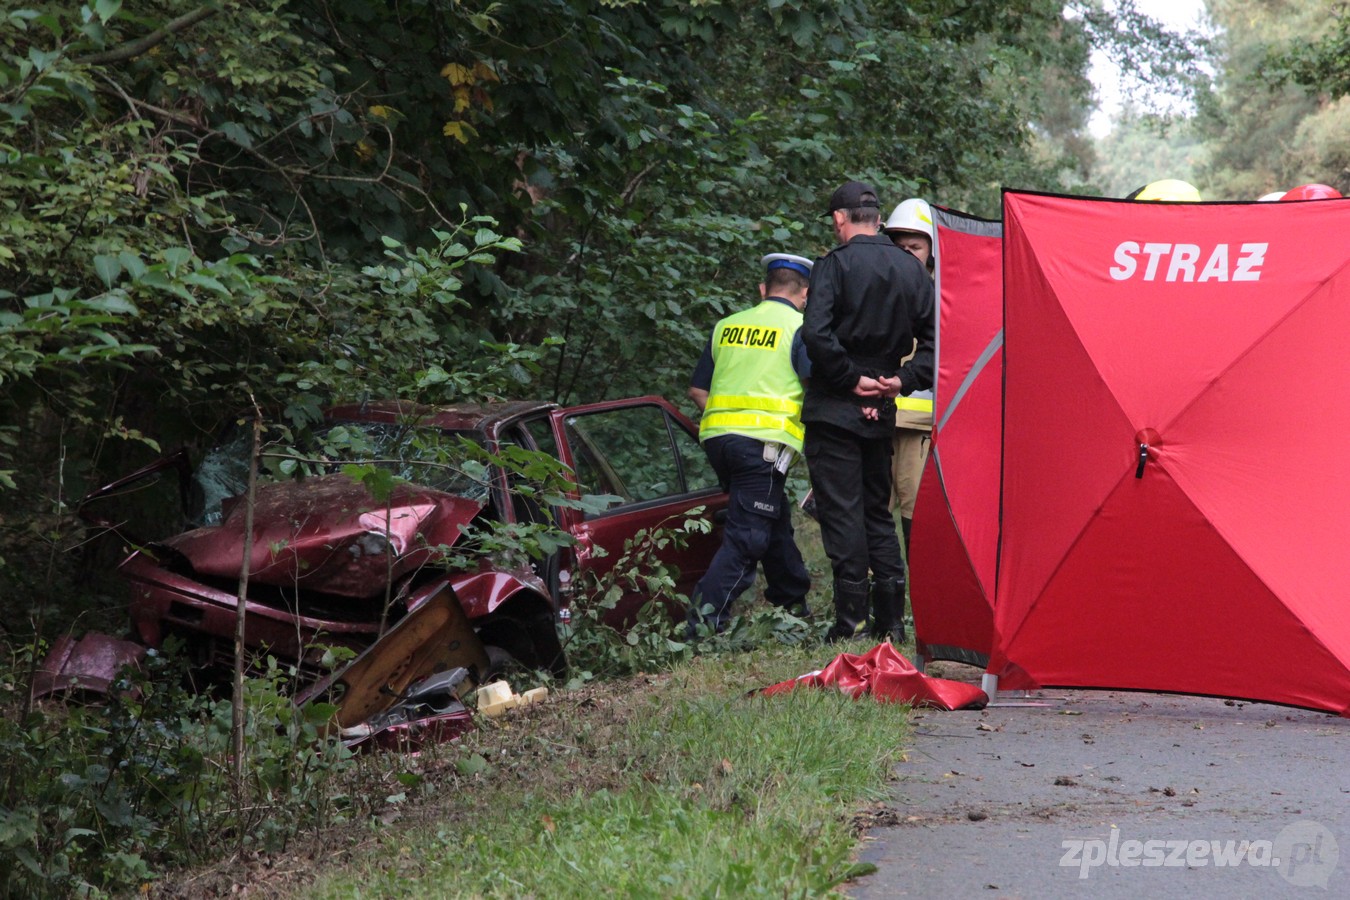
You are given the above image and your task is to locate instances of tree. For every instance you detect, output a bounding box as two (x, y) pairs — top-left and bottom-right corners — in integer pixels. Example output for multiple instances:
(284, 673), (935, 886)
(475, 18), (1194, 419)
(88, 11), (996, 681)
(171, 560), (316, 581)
(1094, 102), (1208, 197)
(1, 0), (1110, 624)
(1197, 0), (1350, 198)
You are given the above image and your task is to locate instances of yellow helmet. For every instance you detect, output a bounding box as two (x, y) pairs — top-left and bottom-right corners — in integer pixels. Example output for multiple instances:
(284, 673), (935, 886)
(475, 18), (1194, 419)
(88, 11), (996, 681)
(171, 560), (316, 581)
(1131, 179), (1202, 202)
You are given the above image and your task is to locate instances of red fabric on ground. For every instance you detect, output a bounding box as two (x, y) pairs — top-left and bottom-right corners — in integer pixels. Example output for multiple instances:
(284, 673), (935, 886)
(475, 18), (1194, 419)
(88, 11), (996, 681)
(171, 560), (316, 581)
(760, 642), (988, 710)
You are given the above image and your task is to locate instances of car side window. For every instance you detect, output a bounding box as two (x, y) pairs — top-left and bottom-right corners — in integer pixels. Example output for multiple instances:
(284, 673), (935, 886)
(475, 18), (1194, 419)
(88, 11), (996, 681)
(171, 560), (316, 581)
(561, 416), (626, 503)
(563, 406), (686, 506)
(519, 417), (560, 462)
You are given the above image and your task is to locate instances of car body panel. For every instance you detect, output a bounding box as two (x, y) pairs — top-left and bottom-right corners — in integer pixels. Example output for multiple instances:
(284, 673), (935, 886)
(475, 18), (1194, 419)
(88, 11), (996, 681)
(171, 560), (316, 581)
(31, 633), (148, 698)
(164, 476), (483, 596)
(77, 395), (724, 687)
(296, 581), (489, 730)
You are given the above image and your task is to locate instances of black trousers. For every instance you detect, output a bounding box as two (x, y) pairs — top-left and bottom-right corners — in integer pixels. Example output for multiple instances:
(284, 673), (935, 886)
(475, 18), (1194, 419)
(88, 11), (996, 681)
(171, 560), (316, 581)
(804, 421), (905, 585)
(687, 434), (811, 632)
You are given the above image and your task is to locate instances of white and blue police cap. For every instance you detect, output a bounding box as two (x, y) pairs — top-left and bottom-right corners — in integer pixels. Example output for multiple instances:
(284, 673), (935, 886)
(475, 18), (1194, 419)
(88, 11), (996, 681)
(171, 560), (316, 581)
(761, 253), (814, 278)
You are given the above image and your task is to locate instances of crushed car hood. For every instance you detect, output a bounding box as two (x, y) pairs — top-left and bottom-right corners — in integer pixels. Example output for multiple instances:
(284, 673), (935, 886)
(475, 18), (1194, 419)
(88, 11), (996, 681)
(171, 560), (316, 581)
(162, 474), (486, 597)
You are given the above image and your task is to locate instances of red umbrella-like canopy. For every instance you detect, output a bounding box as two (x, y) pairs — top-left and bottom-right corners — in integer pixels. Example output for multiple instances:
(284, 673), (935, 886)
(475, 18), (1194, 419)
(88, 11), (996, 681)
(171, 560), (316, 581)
(910, 208), (1006, 670)
(991, 191), (1350, 715)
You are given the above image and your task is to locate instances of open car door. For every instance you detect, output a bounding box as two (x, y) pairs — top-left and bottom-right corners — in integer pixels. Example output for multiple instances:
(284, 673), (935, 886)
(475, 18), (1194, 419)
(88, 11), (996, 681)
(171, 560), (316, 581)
(548, 397), (727, 623)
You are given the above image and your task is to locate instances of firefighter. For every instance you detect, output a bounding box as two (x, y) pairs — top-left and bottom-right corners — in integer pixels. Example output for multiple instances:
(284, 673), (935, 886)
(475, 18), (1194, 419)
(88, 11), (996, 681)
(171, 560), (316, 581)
(685, 253), (814, 635)
(802, 181), (935, 644)
(1128, 179), (1202, 202)
(882, 198), (937, 553)
(1280, 183), (1344, 200)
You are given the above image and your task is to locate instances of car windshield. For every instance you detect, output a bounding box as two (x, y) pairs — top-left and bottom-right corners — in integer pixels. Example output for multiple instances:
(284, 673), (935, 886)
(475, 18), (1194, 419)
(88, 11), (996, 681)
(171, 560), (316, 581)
(189, 421), (489, 527)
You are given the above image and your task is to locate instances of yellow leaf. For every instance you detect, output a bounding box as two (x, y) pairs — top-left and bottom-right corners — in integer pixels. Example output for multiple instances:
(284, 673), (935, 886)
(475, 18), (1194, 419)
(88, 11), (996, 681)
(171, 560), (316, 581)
(441, 62), (472, 85)
(368, 105), (395, 120)
(442, 120), (479, 144)
(454, 85), (472, 114)
(354, 138), (376, 161)
(472, 62), (500, 83)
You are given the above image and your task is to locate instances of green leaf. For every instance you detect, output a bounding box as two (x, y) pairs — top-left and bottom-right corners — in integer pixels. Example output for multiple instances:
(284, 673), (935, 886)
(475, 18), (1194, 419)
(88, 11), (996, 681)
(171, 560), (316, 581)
(82, 294), (136, 315)
(161, 247), (192, 271)
(93, 254), (122, 288)
(27, 47), (59, 72)
(183, 272), (230, 294)
(303, 702), (338, 723)
(94, 0), (122, 23)
(117, 252), (147, 280)
(216, 121), (254, 148)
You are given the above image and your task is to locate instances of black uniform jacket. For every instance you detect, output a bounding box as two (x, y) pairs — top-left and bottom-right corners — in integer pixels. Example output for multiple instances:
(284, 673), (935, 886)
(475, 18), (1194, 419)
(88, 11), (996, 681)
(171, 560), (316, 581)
(801, 233), (936, 438)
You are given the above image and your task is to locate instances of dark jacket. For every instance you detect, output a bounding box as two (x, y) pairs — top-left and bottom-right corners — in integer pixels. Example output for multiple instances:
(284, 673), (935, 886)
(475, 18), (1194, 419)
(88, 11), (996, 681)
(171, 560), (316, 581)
(801, 233), (936, 437)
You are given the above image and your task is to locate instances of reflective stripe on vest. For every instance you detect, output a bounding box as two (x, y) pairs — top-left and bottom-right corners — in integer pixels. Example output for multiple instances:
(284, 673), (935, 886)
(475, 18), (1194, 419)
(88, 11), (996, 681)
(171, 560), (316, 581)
(704, 393), (802, 416)
(699, 299), (805, 451)
(896, 395), (934, 413)
(701, 411), (805, 442)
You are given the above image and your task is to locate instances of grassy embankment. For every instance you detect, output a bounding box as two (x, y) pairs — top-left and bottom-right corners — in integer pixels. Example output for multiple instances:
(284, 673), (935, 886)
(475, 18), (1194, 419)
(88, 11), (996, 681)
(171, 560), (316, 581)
(304, 640), (910, 898)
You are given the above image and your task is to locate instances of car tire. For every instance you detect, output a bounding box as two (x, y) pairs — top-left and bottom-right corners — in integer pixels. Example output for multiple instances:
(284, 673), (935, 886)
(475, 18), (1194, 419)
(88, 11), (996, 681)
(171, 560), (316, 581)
(482, 643), (519, 680)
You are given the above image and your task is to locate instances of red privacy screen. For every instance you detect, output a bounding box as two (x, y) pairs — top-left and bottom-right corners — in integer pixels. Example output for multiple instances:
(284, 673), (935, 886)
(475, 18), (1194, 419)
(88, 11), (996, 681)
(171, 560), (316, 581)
(991, 190), (1350, 715)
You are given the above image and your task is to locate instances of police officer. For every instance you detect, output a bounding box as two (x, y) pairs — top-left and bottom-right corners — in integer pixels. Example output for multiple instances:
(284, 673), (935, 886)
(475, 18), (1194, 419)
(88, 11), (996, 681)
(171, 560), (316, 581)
(802, 181), (935, 643)
(686, 253), (814, 635)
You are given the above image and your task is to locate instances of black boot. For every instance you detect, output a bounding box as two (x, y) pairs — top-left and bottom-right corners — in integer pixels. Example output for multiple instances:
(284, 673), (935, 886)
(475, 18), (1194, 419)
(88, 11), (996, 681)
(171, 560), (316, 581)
(870, 576), (907, 644)
(825, 578), (870, 642)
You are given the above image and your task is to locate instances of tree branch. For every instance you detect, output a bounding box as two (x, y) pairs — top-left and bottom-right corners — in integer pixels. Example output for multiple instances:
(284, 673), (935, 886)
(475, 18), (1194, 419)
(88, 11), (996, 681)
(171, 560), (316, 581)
(75, 7), (220, 67)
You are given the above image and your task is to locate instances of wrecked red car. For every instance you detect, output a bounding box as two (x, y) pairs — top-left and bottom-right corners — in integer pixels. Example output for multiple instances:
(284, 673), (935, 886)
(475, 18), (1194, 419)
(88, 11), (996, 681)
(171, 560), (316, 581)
(68, 397), (726, 690)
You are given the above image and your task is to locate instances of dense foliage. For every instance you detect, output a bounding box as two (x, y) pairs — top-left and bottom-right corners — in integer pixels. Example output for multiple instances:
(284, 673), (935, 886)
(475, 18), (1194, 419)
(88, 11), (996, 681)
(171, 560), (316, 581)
(1, 0), (1107, 626)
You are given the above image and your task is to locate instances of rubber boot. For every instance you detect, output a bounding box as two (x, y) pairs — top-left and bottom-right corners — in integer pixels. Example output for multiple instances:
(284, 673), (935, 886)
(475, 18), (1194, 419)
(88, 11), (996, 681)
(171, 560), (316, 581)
(870, 576), (907, 644)
(825, 577), (871, 642)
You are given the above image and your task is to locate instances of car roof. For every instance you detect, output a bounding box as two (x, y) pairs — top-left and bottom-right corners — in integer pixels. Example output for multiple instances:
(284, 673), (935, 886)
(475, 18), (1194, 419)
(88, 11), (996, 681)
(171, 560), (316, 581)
(324, 399), (558, 433)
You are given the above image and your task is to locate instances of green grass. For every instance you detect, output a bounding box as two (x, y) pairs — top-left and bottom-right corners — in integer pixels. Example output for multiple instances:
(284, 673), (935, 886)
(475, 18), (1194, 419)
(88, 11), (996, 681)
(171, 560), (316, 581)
(306, 642), (908, 898)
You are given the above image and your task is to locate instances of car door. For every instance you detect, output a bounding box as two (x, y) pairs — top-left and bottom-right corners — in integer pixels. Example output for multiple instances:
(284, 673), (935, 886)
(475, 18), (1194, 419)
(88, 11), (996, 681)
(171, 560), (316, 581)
(545, 397), (726, 624)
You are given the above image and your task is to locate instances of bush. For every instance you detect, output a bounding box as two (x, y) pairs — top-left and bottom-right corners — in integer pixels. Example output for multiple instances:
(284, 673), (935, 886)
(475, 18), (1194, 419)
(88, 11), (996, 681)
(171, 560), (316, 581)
(558, 513), (820, 682)
(0, 643), (354, 897)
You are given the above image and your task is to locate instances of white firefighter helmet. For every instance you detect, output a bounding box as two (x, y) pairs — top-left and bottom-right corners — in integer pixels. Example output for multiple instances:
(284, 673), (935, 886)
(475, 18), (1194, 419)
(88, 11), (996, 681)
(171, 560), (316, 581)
(883, 198), (934, 240)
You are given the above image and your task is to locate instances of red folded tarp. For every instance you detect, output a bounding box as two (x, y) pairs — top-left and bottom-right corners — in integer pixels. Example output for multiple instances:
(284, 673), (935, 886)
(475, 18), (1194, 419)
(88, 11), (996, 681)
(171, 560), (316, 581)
(992, 190), (1350, 715)
(760, 642), (988, 710)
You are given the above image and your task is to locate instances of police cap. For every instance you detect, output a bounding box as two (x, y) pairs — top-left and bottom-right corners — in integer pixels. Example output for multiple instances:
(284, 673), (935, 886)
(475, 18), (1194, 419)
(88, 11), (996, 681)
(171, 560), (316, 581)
(760, 253), (814, 278)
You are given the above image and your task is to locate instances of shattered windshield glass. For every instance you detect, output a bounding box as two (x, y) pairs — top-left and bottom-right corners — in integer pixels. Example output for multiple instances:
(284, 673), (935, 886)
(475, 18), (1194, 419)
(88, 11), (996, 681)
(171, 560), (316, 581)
(189, 421), (489, 527)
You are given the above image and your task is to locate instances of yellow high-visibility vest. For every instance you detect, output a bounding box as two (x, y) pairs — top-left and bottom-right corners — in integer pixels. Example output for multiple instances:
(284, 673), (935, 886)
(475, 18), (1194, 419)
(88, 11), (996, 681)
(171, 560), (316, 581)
(700, 299), (805, 451)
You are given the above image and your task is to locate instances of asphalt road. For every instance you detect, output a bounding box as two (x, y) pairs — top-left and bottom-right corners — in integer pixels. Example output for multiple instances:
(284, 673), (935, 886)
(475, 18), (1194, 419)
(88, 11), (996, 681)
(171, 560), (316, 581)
(849, 678), (1349, 899)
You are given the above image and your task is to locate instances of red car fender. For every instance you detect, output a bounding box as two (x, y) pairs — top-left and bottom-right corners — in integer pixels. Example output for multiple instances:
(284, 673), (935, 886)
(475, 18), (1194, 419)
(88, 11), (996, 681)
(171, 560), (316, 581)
(430, 568), (554, 621)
